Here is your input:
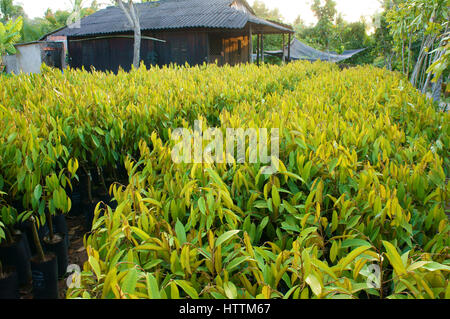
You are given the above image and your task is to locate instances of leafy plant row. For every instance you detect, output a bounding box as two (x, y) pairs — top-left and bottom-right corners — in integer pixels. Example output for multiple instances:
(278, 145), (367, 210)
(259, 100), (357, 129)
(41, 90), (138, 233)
(0, 61), (448, 298)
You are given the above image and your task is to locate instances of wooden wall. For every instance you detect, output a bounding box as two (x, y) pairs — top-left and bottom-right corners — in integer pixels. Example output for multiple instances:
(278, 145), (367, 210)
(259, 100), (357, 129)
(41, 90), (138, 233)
(208, 33), (250, 66)
(145, 30), (209, 66)
(67, 29), (249, 72)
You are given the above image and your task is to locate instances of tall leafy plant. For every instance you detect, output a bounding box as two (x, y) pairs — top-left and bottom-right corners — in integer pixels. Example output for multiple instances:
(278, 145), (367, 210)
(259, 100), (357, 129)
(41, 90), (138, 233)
(0, 15), (22, 69)
(386, 0), (449, 98)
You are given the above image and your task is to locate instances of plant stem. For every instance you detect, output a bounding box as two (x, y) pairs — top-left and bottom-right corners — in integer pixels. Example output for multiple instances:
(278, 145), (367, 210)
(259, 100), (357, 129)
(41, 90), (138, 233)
(82, 165), (93, 203)
(46, 211), (54, 241)
(112, 165), (118, 183)
(98, 166), (108, 195)
(5, 226), (13, 245)
(31, 217), (46, 262)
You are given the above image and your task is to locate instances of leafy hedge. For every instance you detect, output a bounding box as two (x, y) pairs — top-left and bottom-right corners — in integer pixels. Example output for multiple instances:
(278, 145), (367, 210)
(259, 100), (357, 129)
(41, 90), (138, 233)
(0, 62), (449, 299)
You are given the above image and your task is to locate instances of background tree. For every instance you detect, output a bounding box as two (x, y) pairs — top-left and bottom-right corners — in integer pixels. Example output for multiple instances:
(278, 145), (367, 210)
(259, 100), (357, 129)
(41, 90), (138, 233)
(251, 0), (283, 22)
(427, 25), (449, 95)
(292, 1), (374, 65)
(113, 0), (159, 69)
(114, 0), (141, 69)
(0, 0), (24, 23)
(0, 15), (23, 70)
(18, 0), (99, 42)
(310, 0), (337, 50)
(386, 0), (449, 100)
(251, 0), (285, 55)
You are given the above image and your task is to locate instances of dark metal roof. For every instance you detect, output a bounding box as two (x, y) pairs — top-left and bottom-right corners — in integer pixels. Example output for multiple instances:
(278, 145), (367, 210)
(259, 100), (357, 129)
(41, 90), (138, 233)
(51, 0), (293, 37)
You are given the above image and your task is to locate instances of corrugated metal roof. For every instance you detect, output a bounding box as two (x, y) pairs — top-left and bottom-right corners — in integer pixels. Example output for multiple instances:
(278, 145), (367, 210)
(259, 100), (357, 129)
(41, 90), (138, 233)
(52, 0), (292, 37)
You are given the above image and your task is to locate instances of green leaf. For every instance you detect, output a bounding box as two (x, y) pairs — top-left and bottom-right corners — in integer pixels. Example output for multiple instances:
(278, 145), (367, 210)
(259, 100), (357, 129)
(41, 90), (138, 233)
(226, 256), (252, 272)
(92, 135), (101, 148)
(215, 230), (240, 248)
(146, 273), (161, 299)
(174, 280), (198, 299)
(131, 226), (150, 242)
(88, 256), (102, 279)
(223, 281), (237, 299)
(272, 185), (281, 209)
(341, 239), (372, 249)
(7, 132), (17, 143)
(311, 258), (338, 280)
(420, 262), (450, 272)
(143, 259), (163, 270)
(337, 246), (372, 272)
(175, 219), (187, 245)
(283, 285), (300, 299)
(122, 268), (138, 296)
(328, 158), (339, 172)
(198, 197), (207, 215)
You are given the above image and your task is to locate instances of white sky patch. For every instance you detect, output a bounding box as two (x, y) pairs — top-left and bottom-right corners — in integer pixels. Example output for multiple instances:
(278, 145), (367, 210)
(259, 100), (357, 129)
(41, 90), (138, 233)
(17, 0), (107, 19)
(18, 0), (382, 25)
(248, 0), (382, 25)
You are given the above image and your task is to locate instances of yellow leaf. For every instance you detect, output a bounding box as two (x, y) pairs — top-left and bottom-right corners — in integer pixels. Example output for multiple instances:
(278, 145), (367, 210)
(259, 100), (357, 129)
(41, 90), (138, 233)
(382, 241), (407, 276)
(305, 273), (322, 297)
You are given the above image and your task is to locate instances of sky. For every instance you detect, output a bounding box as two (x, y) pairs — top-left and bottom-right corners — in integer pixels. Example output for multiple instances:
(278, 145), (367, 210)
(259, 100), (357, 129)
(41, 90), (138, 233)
(18, 0), (383, 25)
(247, 0), (383, 25)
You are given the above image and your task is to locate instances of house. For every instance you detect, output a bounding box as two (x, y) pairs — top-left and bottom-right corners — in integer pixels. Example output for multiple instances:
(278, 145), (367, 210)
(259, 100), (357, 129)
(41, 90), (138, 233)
(45, 0), (294, 72)
(3, 41), (64, 74)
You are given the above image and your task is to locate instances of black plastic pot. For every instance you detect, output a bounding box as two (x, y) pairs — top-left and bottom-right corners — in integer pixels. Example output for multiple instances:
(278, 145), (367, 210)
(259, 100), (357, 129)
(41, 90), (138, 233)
(18, 231), (32, 261)
(16, 220), (46, 257)
(84, 200), (99, 231)
(69, 189), (83, 216)
(0, 234), (32, 286)
(41, 214), (70, 249)
(53, 214), (69, 248)
(78, 173), (90, 202)
(30, 253), (58, 299)
(43, 234), (68, 279)
(0, 267), (20, 299)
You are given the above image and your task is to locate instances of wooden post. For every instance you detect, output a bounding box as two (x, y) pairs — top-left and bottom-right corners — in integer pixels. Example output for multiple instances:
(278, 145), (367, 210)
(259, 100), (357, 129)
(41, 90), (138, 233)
(288, 33), (291, 62)
(248, 28), (252, 64)
(256, 34), (260, 66)
(282, 33), (286, 64)
(261, 34), (264, 63)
